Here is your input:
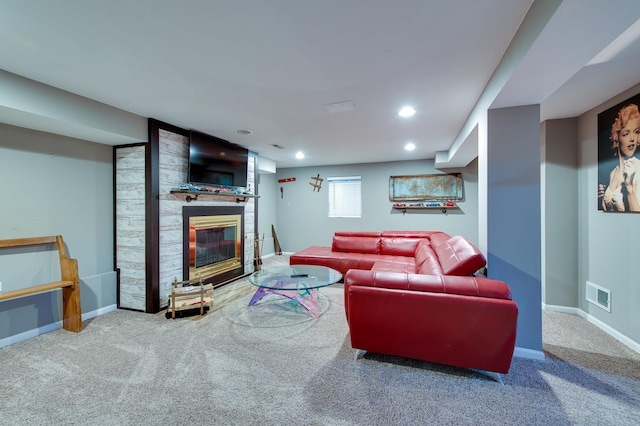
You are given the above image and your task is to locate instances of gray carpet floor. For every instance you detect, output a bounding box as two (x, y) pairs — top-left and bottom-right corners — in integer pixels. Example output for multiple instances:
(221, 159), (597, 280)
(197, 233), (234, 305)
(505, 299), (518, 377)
(1, 256), (639, 425)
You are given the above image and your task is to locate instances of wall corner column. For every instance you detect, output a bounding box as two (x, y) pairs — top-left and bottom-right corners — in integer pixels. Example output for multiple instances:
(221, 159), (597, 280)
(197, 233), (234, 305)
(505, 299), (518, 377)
(487, 104), (542, 353)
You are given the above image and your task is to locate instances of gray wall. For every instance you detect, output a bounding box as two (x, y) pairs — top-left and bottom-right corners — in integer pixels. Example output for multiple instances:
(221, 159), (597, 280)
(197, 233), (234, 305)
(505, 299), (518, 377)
(4, 81), (640, 351)
(543, 118), (579, 307)
(578, 83), (640, 345)
(487, 105), (542, 352)
(0, 124), (117, 345)
(272, 159), (479, 254)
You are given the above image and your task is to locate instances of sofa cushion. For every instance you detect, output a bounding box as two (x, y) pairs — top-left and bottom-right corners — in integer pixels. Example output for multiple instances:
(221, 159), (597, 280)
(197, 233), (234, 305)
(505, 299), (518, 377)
(335, 231), (382, 238)
(371, 256), (416, 273)
(416, 255), (444, 275)
(434, 235), (486, 276)
(290, 246), (378, 274)
(381, 231), (441, 239)
(289, 246), (344, 267)
(379, 237), (422, 257)
(414, 240), (436, 265)
(428, 232), (451, 248)
(332, 234), (380, 254)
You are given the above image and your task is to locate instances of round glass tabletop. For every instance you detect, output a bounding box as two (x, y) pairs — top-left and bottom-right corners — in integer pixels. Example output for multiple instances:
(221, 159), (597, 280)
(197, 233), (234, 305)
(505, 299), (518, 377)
(249, 265), (342, 290)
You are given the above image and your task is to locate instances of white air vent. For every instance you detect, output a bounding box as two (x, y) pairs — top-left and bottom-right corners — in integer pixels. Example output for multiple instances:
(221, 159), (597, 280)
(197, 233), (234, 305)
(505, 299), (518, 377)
(322, 100), (356, 114)
(586, 281), (611, 312)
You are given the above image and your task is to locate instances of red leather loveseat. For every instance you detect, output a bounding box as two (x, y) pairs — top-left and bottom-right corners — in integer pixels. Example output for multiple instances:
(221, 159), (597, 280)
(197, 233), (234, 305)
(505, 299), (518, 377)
(290, 231), (518, 376)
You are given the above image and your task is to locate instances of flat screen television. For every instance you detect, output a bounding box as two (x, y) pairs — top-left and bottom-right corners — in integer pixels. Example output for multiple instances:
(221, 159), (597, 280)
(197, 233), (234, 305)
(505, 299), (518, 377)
(188, 130), (249, 189)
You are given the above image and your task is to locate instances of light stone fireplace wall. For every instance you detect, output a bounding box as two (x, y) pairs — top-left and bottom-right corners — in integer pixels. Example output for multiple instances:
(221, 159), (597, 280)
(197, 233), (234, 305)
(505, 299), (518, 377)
(158, 129), (257, 307)
(115, 127), (257, 312)
(115, 145), (146, 311)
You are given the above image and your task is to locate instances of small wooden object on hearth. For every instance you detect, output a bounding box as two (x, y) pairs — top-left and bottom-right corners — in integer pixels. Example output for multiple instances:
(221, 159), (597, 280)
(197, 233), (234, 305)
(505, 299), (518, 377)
(254, 233), (264, 271)
(272, 224), (282, 255)
(167, 275), (213, 319)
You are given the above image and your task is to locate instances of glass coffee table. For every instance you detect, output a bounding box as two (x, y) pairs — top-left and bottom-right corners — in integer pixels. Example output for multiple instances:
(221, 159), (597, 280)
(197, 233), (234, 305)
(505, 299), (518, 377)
(248, 265), (342, 318)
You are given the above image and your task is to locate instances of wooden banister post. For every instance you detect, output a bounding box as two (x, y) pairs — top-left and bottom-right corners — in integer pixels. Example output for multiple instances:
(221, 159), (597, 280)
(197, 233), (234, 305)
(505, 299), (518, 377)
(56, 236), (82, 332)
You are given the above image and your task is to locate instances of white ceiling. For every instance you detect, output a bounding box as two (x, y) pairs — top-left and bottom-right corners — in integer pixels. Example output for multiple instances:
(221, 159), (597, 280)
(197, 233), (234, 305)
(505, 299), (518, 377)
(1, 0), (640, 168)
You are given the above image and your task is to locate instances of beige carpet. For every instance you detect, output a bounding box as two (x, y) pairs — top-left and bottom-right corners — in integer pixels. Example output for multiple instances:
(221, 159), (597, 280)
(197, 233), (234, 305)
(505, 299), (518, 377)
(0, 255), (639, 425)
(543, 310), (640, 380)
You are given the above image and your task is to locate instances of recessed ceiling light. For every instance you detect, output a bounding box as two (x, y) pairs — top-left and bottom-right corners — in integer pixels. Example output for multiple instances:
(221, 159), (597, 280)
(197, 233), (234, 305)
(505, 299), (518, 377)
(398, 106), (416, 117)
(237, 129), (253, 135)
(295, 151), (305, 160)
(405, 142), (416, 151)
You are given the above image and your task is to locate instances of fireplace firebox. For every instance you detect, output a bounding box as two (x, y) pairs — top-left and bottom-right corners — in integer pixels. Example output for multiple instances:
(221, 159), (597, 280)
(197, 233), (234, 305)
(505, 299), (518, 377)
(182, 206), (244, 286)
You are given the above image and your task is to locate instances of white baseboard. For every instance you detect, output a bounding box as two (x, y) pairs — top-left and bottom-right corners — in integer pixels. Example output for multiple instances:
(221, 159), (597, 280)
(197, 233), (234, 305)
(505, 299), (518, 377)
(0, 322), (62, 349)
(581, 310), (640, 353)
(513, 302), (640, 360)
(541, 303), (580, 315)
(82, 304), (117, 321)
(543, 303), (640, 354)
(0, 304), (118, 349)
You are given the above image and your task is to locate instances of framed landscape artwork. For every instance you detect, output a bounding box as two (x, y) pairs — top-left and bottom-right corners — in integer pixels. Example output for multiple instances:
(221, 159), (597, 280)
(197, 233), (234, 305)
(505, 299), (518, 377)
(597, 92), (640, 212)
(389, 173), (463, 201)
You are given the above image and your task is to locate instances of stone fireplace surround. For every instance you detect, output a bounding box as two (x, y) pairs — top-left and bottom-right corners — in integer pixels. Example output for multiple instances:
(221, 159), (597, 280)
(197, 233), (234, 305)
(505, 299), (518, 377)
(115, 119), (258, 313)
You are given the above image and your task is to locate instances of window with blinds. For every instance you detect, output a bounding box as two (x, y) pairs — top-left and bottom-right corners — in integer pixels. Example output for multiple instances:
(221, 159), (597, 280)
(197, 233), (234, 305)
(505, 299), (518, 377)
(328, 176), (362, 218)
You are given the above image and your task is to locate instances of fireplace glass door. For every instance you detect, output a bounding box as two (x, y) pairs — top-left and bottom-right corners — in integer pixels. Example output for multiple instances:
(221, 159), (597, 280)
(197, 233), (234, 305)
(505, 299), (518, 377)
(188, 214), (242, 280)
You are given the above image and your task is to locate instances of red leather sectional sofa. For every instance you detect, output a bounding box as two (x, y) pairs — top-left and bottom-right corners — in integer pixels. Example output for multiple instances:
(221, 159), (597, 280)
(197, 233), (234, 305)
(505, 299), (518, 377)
(290, 231), (518, 376)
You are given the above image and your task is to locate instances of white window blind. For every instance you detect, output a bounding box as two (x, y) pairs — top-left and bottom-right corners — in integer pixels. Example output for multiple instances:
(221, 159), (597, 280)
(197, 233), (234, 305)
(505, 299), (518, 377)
(328, 176), (362, 218)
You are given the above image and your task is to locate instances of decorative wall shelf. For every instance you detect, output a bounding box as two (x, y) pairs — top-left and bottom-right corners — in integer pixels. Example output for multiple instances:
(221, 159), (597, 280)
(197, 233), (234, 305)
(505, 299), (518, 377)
(170, 189), (259, 203)
(392, 204), (459, 214)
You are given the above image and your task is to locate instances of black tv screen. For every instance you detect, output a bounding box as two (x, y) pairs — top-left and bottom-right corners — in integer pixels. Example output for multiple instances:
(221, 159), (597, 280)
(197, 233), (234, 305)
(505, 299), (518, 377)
(188, 130), (248, 189)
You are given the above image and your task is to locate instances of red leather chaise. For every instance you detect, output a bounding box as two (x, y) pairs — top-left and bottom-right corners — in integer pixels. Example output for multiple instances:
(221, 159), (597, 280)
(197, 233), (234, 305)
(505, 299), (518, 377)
(290, 231), (519, 378)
